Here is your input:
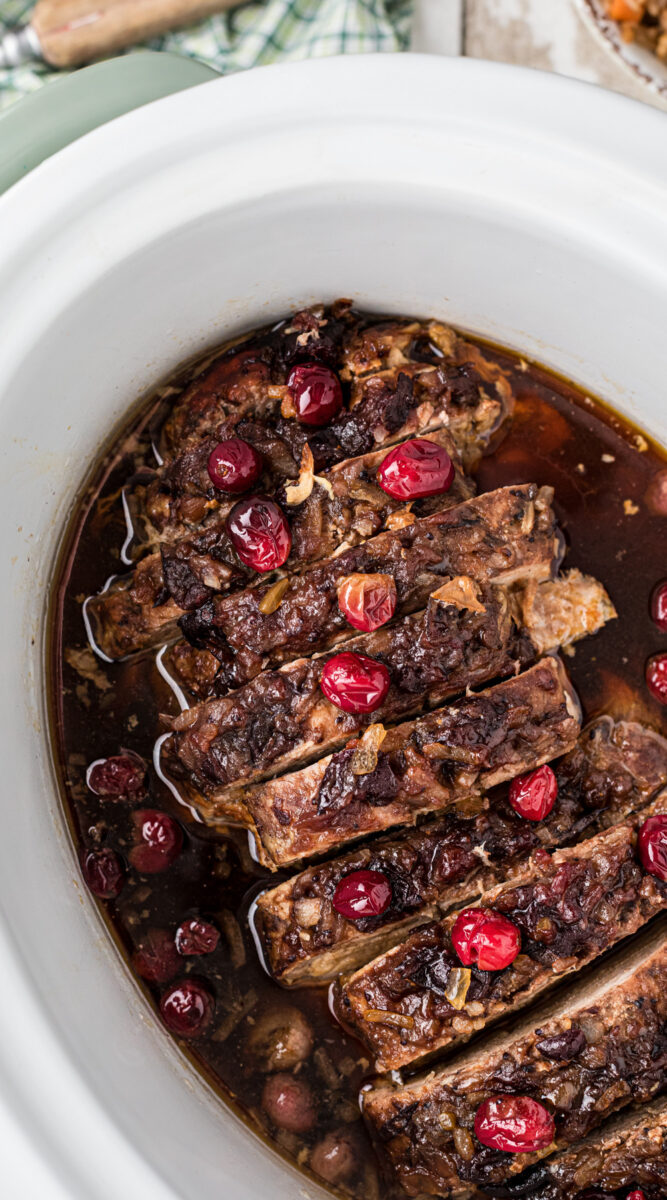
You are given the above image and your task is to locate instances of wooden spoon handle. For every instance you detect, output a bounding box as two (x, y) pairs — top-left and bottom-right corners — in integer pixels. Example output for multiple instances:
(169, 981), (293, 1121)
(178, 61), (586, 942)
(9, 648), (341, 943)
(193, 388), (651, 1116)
(32, 0), (237, 67)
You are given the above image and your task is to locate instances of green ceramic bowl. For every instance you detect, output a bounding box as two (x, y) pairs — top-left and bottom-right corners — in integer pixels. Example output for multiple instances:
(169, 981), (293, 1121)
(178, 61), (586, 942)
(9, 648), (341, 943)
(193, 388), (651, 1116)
(0, 50), (218, 195)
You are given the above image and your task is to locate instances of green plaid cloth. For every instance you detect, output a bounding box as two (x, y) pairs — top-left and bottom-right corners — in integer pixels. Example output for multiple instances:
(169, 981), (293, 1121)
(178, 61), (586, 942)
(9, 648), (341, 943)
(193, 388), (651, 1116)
(0, 0), (412, 111)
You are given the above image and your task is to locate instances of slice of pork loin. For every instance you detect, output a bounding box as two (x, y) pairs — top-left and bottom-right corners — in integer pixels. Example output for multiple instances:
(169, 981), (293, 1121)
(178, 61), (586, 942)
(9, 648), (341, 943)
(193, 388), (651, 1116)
(184, 657), (581, 868)
(333, 794), (667, 1071)
(162, 306), (514, 472)
(162, 570), (613, 796)
(506, 1096), (667, 1200)
(253, 716), (667, 986)
(85, 429), (474, 661)
(119, 306), (513, 580)
(158, 482), (561, 700)
(362, 922), (667, 1197)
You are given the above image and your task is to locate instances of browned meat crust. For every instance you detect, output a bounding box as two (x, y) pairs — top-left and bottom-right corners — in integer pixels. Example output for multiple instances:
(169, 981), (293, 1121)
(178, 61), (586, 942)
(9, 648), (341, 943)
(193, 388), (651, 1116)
(187, 657), (581, 868)
(362, 926), (667, 1195)
(87, 302), (516, 661)
(86, 429), (474, 660)
(162, 570), (612, 807)
(253, 717), (667, 986)
(333, 795), (667, 1070)
(175, 484), (562, 692)
(515, 1097), (667, 1199)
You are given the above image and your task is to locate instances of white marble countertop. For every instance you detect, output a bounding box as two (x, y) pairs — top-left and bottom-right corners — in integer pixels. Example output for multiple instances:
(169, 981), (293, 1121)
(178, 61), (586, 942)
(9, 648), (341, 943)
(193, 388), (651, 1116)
(413, 0), (666, 109)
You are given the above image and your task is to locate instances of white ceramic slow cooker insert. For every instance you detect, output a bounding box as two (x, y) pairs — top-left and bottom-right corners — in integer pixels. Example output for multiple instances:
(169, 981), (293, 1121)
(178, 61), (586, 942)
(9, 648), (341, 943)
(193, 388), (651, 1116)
(0, 54), (666, 1200)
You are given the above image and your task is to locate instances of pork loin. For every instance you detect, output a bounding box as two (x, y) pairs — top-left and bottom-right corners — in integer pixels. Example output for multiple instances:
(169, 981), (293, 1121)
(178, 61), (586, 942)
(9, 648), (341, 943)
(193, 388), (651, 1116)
(162, 570), (613, 796)
(334, 794), (667, 1070)
(86, 428), (474, 660)
(362, 922), (667, 1195)
(253, 717), (667, 985)
(508, 1097), (667, 1199)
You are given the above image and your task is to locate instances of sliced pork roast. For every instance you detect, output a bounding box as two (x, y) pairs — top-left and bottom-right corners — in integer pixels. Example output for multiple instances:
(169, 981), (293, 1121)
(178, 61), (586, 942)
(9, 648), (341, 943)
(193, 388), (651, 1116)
(334, 795), (667, 1070)
(362, 923), (666, 1195)
(254, 717), (667, 985)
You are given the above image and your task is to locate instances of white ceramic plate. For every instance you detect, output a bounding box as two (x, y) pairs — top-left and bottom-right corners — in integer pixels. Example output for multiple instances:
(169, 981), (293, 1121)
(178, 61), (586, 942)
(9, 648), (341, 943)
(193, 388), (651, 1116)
(574, 0), (667, 100)
(0, 53), (665, 1200)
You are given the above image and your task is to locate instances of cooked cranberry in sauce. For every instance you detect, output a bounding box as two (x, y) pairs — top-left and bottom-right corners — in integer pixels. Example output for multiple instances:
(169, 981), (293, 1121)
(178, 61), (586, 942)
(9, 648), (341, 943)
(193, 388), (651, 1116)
(638, 813), (667, 881)
(473, 1095), (555, 1153)
(509, 764), (558, 820)
(52, 306), (667, 1200)
(226, 496), (291, 572)
(129, 809), (183, 874)
(87, 753), (146, 799)
(451, 907), (521, 970)
(646, 652), (667, 705)
(160, 979), (214, 1037)
(320, 652), (391, 713)
(286, 363), (343, 426)
(80, 847), (125, 899)
(337, 572), (397, 632)
(650, 580), (667, 632)
(261, 1073), (316, 1133)
(332, 870), (392, 920)
(377, 438), (454, 499)
(207, 438), (263, 493)
(132, 928), (181, 983)
(175, 918), (220, 955)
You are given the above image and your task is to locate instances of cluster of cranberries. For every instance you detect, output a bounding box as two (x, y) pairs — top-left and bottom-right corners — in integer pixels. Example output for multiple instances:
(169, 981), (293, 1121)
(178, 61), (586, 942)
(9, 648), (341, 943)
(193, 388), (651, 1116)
(638, 812), (667, 882)
(82, 753), (220, 1038)
(204, 362), (346, 576)
(647, 579), (667, 705)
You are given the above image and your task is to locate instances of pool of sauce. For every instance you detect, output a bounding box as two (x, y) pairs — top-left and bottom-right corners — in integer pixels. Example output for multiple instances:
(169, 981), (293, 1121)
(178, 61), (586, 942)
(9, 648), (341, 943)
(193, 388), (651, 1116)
(48, 323), (667, 1199)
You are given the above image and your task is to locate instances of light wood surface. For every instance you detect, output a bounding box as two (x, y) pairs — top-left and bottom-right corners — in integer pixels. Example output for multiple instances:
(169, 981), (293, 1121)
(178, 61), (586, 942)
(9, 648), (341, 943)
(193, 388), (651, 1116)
(33, 0), (238, 67)
(413, 0), (666, 109)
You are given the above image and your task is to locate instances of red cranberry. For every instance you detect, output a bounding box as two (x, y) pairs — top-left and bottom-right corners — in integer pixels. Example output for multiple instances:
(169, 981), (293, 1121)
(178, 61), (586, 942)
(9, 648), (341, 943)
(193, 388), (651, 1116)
(646, 653), (667, 705)
(261, 1072), (316, 1133)
(129, 809), (183, 874)
(286, 362), (343, 426)
(377, 438), (454, 500)
(160, 979), (214, 1037)
(87, 753), (146, 799)
(333, 869), (393, 920)
(626, 1192), (646, 1200)
(80, 847), (125, 899)
(227, 497), (292, 572)
(175, 918), (220, 956)
(650, 580), (667, 632)
(320, 652), (391, 713)
(451, 907), (521, 971)
(638, 813), (667, 882)
(310, 1130), (359, 1186)
(207, 437), (263, 493)
(337, 572), (397, 632)
(132, 928), (180, 983)
(509, 764), (558, 821)
(474, 1095), (555, 1153)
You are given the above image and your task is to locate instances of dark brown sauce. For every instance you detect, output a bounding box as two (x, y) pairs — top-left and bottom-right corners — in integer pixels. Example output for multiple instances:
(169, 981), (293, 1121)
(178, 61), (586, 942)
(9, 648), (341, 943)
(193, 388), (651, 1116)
(48, 320), (667, 1200)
